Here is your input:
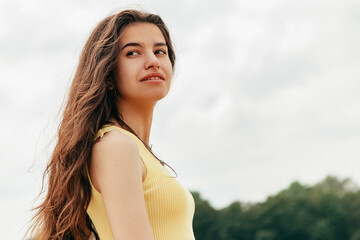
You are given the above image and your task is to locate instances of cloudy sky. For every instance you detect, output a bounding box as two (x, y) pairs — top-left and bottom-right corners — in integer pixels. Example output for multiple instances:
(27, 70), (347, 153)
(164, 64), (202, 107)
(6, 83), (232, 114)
(1, 0), (359, 238)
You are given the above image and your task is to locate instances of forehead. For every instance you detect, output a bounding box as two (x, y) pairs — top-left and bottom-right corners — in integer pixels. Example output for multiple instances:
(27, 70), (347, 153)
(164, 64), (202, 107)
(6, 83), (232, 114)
(119, 23), (165, 45)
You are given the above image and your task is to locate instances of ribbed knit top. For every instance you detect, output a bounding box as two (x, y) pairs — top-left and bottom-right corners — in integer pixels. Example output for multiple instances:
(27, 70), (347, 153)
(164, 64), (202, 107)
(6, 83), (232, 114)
(86, 125), (195, 240)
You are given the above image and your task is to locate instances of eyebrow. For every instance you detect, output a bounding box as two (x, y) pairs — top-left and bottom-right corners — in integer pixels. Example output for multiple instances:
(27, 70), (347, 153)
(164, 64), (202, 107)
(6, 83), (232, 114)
(120, 42), (167, 51)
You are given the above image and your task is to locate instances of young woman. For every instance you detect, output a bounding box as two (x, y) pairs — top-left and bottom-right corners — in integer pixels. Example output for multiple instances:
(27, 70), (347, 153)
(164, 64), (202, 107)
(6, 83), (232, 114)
(28, 9), (195, 240)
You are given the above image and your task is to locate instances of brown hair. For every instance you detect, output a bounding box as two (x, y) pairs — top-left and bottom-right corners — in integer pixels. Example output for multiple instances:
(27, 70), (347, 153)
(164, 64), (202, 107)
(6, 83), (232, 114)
(27, 9), (175, 240)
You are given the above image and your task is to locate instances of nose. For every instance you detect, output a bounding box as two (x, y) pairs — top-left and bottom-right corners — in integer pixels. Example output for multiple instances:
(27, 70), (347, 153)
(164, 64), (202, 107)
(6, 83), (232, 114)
(145, 52), (160, 70)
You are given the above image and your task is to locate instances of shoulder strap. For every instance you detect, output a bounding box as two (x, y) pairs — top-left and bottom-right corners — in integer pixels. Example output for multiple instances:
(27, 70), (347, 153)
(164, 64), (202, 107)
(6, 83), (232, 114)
(94, 125), (128, 140)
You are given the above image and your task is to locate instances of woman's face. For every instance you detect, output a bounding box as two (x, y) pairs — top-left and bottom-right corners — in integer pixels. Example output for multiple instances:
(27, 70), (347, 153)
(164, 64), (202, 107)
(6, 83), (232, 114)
(115, 23), (173, 104)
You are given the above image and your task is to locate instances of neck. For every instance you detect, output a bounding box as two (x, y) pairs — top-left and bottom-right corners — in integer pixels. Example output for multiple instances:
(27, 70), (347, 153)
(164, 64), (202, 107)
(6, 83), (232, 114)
(116, 99), (156, 145)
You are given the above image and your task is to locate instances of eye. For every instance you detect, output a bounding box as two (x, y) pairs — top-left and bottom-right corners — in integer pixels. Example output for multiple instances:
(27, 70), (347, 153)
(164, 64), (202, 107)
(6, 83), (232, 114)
(126, 51), (139, 56)
(155, 49), (167, 55)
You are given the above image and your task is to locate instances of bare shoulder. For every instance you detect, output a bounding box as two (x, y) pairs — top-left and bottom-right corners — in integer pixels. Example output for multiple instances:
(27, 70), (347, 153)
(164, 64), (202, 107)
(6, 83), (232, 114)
(90, 130), (143, 192)
(92, 130), (139, 156)
(89, 130), (154, 239)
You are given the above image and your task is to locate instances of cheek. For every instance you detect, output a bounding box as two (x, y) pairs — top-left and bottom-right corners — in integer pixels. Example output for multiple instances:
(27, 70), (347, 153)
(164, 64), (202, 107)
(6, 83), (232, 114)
(118, 61), (130, 78)
(115, 67), (132, 97)
(117, 61), (135, 84)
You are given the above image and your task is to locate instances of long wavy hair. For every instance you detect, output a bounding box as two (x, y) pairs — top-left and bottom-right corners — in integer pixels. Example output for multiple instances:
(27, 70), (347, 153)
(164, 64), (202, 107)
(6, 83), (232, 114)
(28, 9), (175, 240)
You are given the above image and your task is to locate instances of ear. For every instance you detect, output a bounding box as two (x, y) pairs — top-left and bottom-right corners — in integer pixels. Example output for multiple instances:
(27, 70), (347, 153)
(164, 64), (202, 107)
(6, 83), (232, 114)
(107, 80), (115, 90)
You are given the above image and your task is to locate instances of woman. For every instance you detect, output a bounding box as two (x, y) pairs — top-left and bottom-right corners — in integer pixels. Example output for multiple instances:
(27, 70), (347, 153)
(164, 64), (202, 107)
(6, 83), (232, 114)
(28, 9), (195, 240)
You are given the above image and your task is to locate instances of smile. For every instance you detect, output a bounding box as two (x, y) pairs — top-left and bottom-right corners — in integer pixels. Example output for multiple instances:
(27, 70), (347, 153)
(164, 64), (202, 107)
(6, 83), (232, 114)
(143, 77), (163, 80)
(141, 78), (164, 83)
(140, 73), (165, 82)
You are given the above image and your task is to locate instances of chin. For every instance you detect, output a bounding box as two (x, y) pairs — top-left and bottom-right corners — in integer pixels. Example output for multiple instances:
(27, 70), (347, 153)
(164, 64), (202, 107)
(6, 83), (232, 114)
(142, 88), (170, 102)
(148, 92), (169, 102)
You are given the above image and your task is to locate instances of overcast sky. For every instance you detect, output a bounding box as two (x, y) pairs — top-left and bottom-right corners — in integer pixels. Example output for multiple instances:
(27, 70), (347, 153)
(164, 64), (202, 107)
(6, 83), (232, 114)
(1, 0), (360, 238)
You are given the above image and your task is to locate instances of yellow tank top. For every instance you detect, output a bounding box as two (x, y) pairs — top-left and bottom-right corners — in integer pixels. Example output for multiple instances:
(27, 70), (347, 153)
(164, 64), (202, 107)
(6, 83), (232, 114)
(86, 125), (195, 240)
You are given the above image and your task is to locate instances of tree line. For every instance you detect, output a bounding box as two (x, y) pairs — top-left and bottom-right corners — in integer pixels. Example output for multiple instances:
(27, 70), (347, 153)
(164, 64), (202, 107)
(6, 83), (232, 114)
(192, 176), (360, 240)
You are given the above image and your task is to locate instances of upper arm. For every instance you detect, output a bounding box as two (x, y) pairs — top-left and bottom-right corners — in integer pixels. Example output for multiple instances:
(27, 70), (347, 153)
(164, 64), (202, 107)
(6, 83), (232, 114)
(90, 131), (154, 240)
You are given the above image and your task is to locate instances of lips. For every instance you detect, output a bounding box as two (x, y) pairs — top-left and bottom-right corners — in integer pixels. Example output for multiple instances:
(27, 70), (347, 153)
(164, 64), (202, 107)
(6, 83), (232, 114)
(140, 72), (165, 82)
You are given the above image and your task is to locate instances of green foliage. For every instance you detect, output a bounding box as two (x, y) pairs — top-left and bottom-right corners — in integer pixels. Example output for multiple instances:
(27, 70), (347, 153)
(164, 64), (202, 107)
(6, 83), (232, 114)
(191, 176), (360, 240)
(351, 230), (360, 240)
(218, 202), (246, 240)
(254, 230), (278, 240)
(192, 192), (220, 240)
